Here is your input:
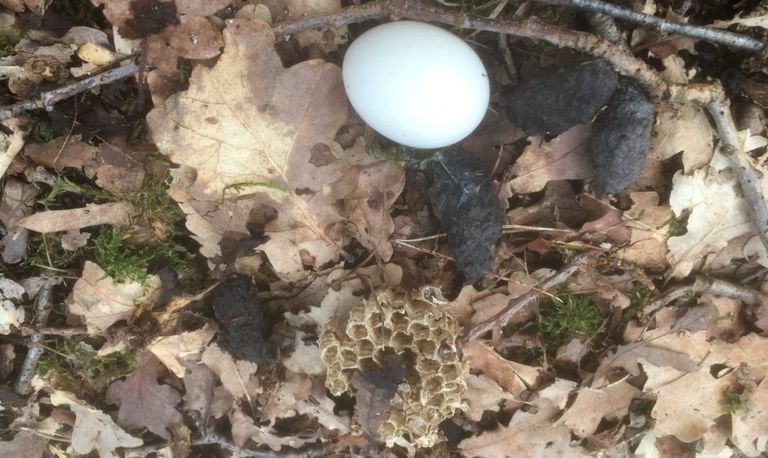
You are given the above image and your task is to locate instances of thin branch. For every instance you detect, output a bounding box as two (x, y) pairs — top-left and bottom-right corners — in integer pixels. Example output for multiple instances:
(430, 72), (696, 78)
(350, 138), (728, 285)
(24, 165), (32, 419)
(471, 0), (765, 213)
(273, 0), (669, 99)
(466, 250), (600, 340)
(14, 281), (55, 395)
(534, 0), (763, 52)
(644, 275), (768, 315)
(0, 63), (140, 121)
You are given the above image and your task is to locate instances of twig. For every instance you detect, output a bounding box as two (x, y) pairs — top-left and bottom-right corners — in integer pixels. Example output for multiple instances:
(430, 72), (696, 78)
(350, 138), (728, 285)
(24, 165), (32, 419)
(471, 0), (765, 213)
(466, 250), (600, 340)
(272, 0), (669, 99)
(534, 0), (763, 52)
(643, 275), (768, 315)
(18, 326), (89, 337)
(0, 63), (140, 121)
(14, 281), (55, 395)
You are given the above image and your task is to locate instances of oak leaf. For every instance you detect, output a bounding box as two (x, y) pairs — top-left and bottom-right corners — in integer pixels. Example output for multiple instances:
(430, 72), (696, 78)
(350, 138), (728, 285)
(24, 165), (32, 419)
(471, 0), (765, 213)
(50, 390), (143, 458)
(148, 20), (403, 280)
(559, 380), (640, 437)
(106, 351), (183, 439)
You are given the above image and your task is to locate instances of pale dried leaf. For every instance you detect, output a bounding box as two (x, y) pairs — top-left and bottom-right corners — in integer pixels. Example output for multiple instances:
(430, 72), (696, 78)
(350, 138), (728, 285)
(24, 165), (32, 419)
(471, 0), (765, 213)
(731, 376), (768, 457)
(61, 26), (110, 47)
(283, 332), (324, 375)
(559, 381), (640, 437)
(505, 124), (593, 194)
(148, 325), (216, 377)
(50, 390), (143, 458)
(201, 343), (259, 399)
(148, 20), (402, 280)
(261, 377), (312, 425)
(77, 42), (120, 66)
(0, 431), (48, 458)
(712, 15), (768, 29)
(0, 277), (25, 334)
(617, 191), (674, 269)
(106, 352), (183, 439)
(651, 369), (733, 442)
(176, 0), (231, 15)
(17, 202), (135, 233)
(461, 341), (540, 393)
(60, 229), (91, 251)
(463, 374), (520, 421)
(667, 169), (754, 279)
(229, 407), (314, 451)
(67, 261), (162, 335)
(0, 117), (27, 178)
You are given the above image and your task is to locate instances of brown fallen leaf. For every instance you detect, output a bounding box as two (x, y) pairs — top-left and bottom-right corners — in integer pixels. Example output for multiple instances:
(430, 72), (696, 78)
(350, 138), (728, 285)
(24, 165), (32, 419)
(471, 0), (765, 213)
(67, 261), (162, 335)
(559, 380), (640, 437)
(50, 390), (143, 458)
(0, 277), (26, 335)
(463, 374), (521, 421)
(616, 191), (674, 269)
(200, 343), (259, 399)
(731, 376), (768, 456)
(106, 351), (183, 439)
(148, 20), (403, 281)
(17, 202), (135, 233)
(504, 124), (593, 194)
(147, 325), (216, 378)
(351, 358), (404, 436)
(229, 407), (314, 451)
(461, 341), (540, 394)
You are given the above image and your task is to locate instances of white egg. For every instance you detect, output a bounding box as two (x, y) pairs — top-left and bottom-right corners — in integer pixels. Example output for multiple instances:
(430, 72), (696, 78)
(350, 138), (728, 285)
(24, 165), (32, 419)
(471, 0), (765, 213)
(342, 21), (490, 149)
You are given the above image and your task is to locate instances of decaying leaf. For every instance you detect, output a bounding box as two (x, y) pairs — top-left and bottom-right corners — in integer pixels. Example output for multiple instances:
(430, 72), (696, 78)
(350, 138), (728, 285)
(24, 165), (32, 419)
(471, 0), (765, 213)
(148, 325), (216, 378)
(731, 376), (768, 456)
(0, 277), (25, 335)
(17, 202), (135, 233)
(229, 407), (314, 451)
(0, 431), (48, 458)
(616, 191), (673, 269)
(0, 117), (27, 179)
(559, 380), (640, 437)
(667, 169), (757, 279)
(67, 261), (162, 335)
(351, 355), (405, 436)
(200, 342), (259, 399)
(51, 390), (143, 458)
(462, 341), (540, 394)
(106, 352), (183, 439)
(463, 374), (520, 421)
(504, 124), (593, 194)
(148, 19), (403, 280)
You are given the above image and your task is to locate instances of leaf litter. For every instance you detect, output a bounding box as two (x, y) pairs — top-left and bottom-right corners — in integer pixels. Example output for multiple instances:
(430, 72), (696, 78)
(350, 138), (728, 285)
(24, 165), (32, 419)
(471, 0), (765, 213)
(0, 0), (768, 457)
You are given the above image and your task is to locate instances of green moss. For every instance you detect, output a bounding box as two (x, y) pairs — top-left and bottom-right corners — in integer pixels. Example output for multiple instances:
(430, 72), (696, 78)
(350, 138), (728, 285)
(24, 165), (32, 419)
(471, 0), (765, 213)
(0, 32), (20, 56)
(25, 232), (87, 272)
(37, 337), (136, 392)
(94, 226), (186, 284)
(722, 386), (748, 415)
(539, 286), (605, 351)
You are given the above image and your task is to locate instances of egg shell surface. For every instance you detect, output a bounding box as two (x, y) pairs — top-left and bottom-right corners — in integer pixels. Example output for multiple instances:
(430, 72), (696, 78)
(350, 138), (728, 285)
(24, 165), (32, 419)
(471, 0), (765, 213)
(342, 21), (490, 149)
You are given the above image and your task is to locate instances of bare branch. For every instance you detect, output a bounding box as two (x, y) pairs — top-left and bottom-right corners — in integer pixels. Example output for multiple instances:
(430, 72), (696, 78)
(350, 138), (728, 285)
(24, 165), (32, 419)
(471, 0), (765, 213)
(534, 0), (763, 52)
(14, 281), (55, 395)
(0, 63), (140, 121)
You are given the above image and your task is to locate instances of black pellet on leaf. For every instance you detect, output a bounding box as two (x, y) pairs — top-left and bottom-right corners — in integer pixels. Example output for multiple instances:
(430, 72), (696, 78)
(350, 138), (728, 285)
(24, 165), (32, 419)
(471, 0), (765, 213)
(590, 77), (655, 195)
(505, 59), (618, 136)
(210, 276), (273, 363)
(427, 148), (504, 283)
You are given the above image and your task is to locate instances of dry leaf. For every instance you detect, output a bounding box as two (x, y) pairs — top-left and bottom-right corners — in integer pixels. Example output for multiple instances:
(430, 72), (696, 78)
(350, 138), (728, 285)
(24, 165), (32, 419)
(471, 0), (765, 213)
(559, 380), (640, 437)
(283, 331), (324, 375)
(461, 341), (540, 393)
(50, 390), (143, 458)
(0, 117), (27, 178)
(459, 398), (584, 458)
(667, 169), (755, 279)
(148, 20), (403, 280)
(616, 191), (674, 269)
(67, 261), (162, 335)
(17, 202), (135, 233)
(463, 374), (520, 421)
(229, 407), (314, 451)
(106, 352), (183, 439)
(200, 343), (259, 399)
(0, 277), (25, 335)
(504, 124), (593, 194)
(651, 368), (734, 442)
(0, 430), (48, 458)
(713, 14), (768, 30)
(731, 376), (768, 456)
(60, 26), (110, 47)
(148, 325), (216, 377)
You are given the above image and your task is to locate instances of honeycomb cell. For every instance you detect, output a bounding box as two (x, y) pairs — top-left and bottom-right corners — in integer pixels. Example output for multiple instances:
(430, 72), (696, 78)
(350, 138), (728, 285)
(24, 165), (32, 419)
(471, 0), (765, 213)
(318, 287), (467, 455)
